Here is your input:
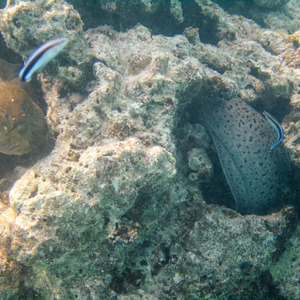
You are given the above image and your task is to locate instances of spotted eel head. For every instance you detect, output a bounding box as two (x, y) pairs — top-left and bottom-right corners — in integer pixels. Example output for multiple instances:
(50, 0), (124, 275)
(0, 80), (47, 155)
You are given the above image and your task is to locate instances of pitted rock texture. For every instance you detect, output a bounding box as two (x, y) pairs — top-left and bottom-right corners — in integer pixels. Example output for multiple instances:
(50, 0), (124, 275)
(2, 138), (176, 298)
(155, 206), (296, 299)
(270, 224), (300, 299)
(0, 0), (299, 299)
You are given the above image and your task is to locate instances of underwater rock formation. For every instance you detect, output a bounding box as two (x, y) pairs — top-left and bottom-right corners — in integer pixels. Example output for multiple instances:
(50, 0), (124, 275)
(270, 225), (300, 299)
(187, 147), (213, 182)
(155, 206), (296, 299)
(0, 0), (299, 299)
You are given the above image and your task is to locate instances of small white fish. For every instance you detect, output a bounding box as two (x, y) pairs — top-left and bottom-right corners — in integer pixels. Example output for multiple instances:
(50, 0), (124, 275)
(19, 37), (68, 81)
(263, 110), (284, 152)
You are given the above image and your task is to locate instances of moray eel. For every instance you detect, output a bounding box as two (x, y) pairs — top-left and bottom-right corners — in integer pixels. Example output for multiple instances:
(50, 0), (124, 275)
(201, 98), (287, 215)
(0, 79), (47, 155)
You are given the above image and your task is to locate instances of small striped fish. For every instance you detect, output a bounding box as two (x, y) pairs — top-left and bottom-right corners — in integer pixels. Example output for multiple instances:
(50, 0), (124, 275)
(263, 111), (284, 152)
(19, 37), (68, 81)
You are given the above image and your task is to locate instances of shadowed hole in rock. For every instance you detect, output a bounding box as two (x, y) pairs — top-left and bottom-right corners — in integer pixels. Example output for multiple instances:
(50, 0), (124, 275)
(0, 33), (22, 63)
(110, 267), (145, 294)
(70, 0), (222, 45)
(174, 95), (235, 210)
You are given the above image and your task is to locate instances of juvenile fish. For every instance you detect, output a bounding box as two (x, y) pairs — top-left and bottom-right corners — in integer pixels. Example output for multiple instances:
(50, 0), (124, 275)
(263, 111), (284, 152)
(19, 37), (68, 81)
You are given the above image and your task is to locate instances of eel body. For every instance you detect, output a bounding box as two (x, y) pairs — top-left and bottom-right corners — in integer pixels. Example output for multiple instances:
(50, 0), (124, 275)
(201, 98), (287, 215)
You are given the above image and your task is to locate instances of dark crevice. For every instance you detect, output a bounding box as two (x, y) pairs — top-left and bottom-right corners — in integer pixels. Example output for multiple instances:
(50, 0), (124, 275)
(181, 0), (222, 45)
(174, 95), (235, 210)
(110, 267), (145, 294)
(0, 32), (23, 63)
(213, 0), (290, 29)
(250, 96), (292, 122)
(70, 0), (222, 45)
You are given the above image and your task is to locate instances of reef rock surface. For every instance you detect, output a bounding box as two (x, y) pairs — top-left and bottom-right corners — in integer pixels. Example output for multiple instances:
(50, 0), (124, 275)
(0, 0), (299, 299)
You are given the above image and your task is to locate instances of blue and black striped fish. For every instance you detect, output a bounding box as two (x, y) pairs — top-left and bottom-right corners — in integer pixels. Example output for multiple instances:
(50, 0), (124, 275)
(19, 37), (68, 81)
